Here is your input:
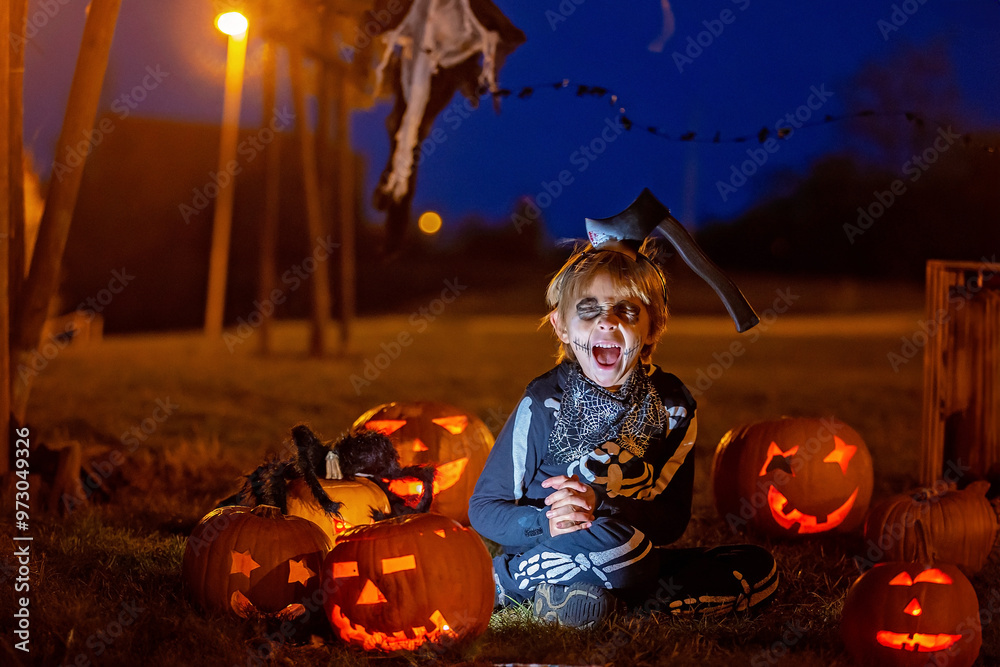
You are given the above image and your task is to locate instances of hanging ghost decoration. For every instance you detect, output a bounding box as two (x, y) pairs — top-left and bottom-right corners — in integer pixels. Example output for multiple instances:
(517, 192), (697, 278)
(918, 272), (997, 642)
(371, 0), (524, 252)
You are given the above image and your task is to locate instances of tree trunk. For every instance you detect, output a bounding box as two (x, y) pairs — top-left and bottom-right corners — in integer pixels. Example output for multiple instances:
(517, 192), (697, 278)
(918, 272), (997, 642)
(1, 0), (13, 474)
(257, 40), (280, 356)
(288, 47), (331, 358)
(336, 65), (356, 352)
(9, 0), (25, 303)
(11, 0), (122, 423)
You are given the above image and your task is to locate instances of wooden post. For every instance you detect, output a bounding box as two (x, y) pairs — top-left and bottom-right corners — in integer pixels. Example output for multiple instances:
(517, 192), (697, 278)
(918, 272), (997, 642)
(9, 0), (26, 301)
(1, 0), (13, 474)
(336, 65), (356, 351)
(257, 40), (280, 355)
(288, 47), (331, 358)
(11, 0), (122, 422)
(921, 259), (1000, 484)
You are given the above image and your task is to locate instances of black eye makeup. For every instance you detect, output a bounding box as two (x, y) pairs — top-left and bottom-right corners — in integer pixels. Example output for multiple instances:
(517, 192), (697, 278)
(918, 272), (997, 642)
(575, 298), (641, 324)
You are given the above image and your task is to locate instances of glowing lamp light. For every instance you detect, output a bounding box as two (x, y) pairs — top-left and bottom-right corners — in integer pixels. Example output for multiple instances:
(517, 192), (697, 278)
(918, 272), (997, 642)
(418, 211), (443, 235)
(216, 12), (248, 38)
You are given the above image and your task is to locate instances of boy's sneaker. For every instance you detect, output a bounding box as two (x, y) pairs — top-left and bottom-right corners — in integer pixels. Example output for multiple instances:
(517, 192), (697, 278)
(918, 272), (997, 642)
(532, 582), (618, 628)
(494, 571), (514, 610)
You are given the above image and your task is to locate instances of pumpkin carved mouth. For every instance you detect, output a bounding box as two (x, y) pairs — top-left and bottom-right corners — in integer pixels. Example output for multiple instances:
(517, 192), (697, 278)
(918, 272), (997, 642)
(875, 630), (962, 652)
(328, 603), (456, 652)
(766, 485), (859, 534)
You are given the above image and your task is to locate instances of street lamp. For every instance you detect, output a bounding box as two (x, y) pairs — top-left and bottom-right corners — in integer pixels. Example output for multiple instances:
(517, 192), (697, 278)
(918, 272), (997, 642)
(204, 11), (248, 338)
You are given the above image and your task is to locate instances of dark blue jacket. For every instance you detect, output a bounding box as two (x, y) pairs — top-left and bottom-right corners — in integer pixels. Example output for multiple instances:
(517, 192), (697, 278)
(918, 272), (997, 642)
(469, 362), (697, 554)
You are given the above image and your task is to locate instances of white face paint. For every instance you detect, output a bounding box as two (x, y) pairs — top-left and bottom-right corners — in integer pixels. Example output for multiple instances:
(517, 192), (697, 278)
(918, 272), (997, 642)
(551, 273), (653, 391)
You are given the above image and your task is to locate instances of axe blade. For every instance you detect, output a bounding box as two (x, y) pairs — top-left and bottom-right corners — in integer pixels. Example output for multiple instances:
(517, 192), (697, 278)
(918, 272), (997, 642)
(594, 188), (760, 332)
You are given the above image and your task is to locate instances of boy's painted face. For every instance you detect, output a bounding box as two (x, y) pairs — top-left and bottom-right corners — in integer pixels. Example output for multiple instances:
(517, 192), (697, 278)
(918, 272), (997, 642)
(551, 273), (653, 390)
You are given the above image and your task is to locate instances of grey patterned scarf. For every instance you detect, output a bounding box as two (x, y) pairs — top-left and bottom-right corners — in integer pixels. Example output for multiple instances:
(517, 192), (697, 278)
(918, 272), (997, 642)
(546, 362), (667, 464)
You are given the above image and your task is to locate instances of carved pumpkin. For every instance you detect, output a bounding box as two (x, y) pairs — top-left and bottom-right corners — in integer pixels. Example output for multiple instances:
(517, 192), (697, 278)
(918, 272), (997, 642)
(712, 417), (873, 537)
(285, 477), (391, 544)
(352, 402), (495, 524)
(323, 513), (493, 651)
(863, 480), (999, 575)
(840, 562), (982, 667)
(182, 505), (331, 618)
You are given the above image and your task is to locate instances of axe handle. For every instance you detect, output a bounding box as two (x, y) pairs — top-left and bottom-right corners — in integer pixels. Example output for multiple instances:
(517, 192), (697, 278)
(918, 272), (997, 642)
(657, 215), (760, 332)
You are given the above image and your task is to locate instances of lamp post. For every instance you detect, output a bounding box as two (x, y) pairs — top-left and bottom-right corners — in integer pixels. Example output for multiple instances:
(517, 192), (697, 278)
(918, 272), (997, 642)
(204, 11), (248, 338)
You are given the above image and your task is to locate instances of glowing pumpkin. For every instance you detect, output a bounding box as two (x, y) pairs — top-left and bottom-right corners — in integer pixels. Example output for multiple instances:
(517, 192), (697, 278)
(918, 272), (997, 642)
(285, 477), (392, 544)
(352, 402), (495, 524)
(712, 417), (873, 537)
(864, 480), (998, 576)
(840, 562), (981, 667)
(322, 513), (493, 651)
(182, 505), (331, 618)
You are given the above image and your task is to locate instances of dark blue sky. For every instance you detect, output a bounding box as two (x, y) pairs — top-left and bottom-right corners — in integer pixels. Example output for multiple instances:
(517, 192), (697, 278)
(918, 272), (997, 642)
(24, 0), (1000, 240)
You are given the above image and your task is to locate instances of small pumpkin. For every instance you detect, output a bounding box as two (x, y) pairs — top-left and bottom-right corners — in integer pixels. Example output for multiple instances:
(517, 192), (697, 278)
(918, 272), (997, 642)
(323, 513), (493, 651)
(183, 505), (331, 618)
(352, 402), (495, 524)
(864, 480), (998, 575)
(285, 477), (391, 543)
(712, 417), (873, 537)
(840, 562), (982, 667)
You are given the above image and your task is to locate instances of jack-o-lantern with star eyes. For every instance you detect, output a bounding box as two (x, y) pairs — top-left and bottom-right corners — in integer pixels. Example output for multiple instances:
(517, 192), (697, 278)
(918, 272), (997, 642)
(352, 402), (495, 524)
(840, 562), (982, 667)
(712, 417), (873, 537)
(182, 505), (331, 619)
(322, 513), (493, 651)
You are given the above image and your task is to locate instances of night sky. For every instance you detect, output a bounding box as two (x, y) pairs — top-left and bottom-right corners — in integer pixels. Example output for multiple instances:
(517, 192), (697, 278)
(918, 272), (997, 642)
(23, 0), (1000, 241)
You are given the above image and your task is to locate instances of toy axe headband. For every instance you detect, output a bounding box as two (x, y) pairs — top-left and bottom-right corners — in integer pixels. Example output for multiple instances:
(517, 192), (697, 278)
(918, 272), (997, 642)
(583, 188), (759, 332)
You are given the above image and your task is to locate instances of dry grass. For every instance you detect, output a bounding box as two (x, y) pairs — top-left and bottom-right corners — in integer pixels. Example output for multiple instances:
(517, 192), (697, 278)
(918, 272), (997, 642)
(4, 276), (998, 666)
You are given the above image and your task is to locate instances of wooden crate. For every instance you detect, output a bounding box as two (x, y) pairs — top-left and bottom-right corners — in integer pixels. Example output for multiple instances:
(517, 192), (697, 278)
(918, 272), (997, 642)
(920, 260), (1000, 485)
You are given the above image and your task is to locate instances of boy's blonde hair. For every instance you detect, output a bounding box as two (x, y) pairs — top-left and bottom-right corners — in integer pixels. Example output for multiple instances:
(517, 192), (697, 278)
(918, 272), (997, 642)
(544, 239), (668, 364)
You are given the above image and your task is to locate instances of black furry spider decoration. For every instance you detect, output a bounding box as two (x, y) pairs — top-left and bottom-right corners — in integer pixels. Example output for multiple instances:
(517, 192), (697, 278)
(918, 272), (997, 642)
(219, 424), (436, 522)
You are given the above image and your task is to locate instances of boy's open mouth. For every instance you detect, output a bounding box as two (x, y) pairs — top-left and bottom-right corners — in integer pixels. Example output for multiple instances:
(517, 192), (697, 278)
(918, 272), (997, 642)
(592, 342), (622, 368)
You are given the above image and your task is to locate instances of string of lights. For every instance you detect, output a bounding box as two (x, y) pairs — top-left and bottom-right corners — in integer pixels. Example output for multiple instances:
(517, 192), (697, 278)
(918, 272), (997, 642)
(485, 79), (998, 152)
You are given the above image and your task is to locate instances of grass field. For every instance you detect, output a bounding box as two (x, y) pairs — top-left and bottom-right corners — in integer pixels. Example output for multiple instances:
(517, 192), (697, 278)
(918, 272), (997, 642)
(4, 274), (998, 666)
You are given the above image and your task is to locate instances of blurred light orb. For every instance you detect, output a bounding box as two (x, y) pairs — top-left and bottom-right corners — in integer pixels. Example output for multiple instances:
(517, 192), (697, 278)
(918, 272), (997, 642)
(418, 211), (443, 235)
(216, 12), (249, 37)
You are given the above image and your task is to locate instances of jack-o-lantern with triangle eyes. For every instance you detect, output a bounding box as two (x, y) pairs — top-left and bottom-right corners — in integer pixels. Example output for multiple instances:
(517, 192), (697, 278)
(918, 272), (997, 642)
(712, 417), (873, 537)
(182, 505), (331, 619)
(323, 513), (493, 651)
(840, 562), (982, 667)
(352, 402), (495, 524)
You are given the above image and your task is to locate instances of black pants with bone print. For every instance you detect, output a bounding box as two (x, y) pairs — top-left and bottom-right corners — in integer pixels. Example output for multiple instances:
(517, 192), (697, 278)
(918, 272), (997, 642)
(493, 517), (777, 616)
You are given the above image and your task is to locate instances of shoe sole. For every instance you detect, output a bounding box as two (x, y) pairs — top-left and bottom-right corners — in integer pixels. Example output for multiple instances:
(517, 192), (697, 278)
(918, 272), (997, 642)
(533, 583), (615, 628)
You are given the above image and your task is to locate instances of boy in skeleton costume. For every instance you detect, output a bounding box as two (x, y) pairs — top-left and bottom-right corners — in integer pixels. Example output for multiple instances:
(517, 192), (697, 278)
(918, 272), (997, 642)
(469, 206), (777, 627)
